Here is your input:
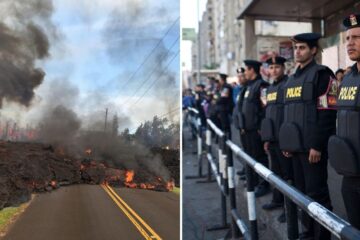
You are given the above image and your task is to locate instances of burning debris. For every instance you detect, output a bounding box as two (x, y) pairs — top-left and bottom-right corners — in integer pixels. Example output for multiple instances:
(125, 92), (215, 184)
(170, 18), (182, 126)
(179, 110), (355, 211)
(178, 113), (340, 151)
(0, 141), (178, 210)
(0, 0), (180, 212)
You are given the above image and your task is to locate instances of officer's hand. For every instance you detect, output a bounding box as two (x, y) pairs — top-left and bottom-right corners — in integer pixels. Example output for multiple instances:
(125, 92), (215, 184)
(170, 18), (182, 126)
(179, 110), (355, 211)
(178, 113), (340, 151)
(240, 129), (245, 135)
(308, 149), (321, 163)
(264, 142), (270, 152)
(282, 151), (292, 158)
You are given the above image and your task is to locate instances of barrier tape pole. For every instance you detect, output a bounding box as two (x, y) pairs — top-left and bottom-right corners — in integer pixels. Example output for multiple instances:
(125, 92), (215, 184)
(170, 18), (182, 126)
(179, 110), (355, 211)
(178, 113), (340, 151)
(227, 143), (240, 239)
(285, 179), (298, 240)
(226, 140), (360, 240)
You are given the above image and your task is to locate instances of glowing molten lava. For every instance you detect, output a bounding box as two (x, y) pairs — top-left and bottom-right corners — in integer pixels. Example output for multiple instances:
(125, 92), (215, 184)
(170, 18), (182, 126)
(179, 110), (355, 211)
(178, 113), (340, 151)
(85, 148), (92, 155)
(125, 170), (134, 182)
(124, 170), (137, 188)
(166, 179), (175, 191)
(50, 180), (57, 188)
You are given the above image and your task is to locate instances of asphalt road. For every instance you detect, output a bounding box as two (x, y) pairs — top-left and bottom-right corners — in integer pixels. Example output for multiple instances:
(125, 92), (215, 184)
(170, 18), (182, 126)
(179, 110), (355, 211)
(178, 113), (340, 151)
(2, 184), (179, 240)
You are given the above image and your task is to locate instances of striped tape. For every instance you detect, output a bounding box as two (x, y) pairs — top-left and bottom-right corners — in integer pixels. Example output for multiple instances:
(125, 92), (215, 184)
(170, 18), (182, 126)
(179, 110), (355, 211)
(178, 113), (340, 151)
(206, 129), (211, 146)
(247, 192), (256, 221)
(308, 202), (345, 238)
(228, 166), (235, 188)
(254, 163), (273, 179)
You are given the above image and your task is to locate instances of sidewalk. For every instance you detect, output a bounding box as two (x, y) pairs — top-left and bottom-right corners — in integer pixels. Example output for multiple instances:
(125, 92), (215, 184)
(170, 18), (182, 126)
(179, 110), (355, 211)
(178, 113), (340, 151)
(183, 125), (229, 240)
(183, 122), (346, 239)
(182, 125), (286, 239)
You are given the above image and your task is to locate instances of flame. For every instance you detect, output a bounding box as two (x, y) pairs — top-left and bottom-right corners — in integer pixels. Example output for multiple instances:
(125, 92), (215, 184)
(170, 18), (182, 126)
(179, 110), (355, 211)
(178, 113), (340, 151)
(50, 180), (57, 188)
(125, 170), (134, 183)
(166, 179), (175, 191)
(126, 182), (137, 188)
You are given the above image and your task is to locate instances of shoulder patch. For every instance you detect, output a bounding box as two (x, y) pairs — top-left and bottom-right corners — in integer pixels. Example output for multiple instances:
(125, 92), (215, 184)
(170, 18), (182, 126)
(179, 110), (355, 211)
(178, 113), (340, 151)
(317, 77), (338, 109)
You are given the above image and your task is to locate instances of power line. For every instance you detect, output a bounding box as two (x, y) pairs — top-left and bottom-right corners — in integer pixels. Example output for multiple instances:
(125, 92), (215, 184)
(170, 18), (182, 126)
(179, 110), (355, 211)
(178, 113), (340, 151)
(120, 36), (180, 106)
(158, 107), (180, 118)
(130, 50), (180, 107)
(119, 17), (179, 91)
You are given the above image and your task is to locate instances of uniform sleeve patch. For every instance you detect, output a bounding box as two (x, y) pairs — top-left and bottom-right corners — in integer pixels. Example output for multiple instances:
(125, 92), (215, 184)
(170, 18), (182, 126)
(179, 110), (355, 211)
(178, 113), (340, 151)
(317, 77), (338, 109)
(260, 87), (267, 107)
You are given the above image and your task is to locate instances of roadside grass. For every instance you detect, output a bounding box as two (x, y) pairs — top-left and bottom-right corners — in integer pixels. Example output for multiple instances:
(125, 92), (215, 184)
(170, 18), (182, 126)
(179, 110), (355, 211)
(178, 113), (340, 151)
(172, 187), (180, 195)
(0, 199), (32, 236)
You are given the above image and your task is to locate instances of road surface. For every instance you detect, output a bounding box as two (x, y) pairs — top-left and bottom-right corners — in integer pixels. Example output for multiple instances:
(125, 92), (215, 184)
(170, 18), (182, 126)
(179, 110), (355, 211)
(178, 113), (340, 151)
(3, 184), (179, 240)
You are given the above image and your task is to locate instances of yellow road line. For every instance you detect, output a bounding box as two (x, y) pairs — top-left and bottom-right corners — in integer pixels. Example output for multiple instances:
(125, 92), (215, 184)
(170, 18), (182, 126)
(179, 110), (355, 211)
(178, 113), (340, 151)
(101, 184), (162, 240)
(101, 185), (151, 240)
(105, 183), (162, 240)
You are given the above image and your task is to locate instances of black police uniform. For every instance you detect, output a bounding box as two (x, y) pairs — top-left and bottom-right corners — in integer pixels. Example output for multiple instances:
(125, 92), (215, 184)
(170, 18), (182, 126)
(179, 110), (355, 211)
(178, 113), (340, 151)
(194, 87), (207, 127)
(261, 73), (293, 205)
(328, 14), (360, 230)
(329, 64), (360, 228)
(233, 84), (247, 147)
(237, 61), (269, 193)
(279, 34), (337, 238)
(217, 79), (234, 139)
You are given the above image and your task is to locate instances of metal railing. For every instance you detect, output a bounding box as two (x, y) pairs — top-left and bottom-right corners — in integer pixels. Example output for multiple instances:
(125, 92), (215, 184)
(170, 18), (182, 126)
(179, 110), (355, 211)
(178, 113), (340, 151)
(186, 107), (360, 240)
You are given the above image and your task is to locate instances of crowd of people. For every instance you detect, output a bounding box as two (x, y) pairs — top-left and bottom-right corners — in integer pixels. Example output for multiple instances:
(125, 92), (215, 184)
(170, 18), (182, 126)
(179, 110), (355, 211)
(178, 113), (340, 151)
(183, 13), (360, 240)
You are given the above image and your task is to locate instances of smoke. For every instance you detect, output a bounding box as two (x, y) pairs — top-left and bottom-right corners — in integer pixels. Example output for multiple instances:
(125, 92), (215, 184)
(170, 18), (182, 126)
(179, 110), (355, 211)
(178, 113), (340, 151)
(37, 105), (81, 145)
(0, 0), (178, 180)
(0, 0), (56, 108)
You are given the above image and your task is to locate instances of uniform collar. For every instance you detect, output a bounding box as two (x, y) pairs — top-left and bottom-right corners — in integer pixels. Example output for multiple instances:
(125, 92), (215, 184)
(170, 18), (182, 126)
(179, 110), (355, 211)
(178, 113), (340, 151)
(351, 63), (360, 74)
(295, 59), (316, 77)
(273, 75), (287, 85)
(248, 75), (262, 85)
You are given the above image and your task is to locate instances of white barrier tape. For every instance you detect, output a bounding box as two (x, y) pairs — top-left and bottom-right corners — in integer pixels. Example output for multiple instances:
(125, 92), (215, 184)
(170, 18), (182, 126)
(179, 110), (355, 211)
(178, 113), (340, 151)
(216, 175), (221, 187)
(206, 129), (211, 146)
(308, 202), (345, 238)
(197, 137), (202, 155)
(209, 157), (217, 173)
(222, 155), (227, 179)
(228, 166), (235, 188)
(207, 154), (222, 188)
(247, 192), (256, 221)
(236, 219), (247, 234)
(188, 107), (199, 114)
(206, 119), (224, 137)
(218, 149), (223, 174)
(197, 118), (201, 127)
(254, 163), (273, 179)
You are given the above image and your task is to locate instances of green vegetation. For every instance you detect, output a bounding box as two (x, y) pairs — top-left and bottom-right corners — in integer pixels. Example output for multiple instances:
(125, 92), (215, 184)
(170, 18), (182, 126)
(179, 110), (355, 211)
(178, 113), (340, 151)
(172, 187), (180, 195)
(0, 204), (27, 232)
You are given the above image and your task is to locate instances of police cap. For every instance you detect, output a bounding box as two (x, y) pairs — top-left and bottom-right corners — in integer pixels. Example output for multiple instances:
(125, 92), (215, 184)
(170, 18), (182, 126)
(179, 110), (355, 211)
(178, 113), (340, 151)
(343, 14), (360, 30)
(219, 73), (228, 80)
(291, 33), (321, 48)
(244, 60), (262, 68)
(265, 56), (286, 66)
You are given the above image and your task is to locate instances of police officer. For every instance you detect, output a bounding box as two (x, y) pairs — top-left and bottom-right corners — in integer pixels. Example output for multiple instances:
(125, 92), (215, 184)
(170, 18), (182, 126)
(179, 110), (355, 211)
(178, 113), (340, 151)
(261, 56), (292, 223)
(237, 60), (270, 197)
(216, 73), (234, 139)
(194, 83), (207, 127)
(328, 14), (360, 230)
(279, 33), (337, 239)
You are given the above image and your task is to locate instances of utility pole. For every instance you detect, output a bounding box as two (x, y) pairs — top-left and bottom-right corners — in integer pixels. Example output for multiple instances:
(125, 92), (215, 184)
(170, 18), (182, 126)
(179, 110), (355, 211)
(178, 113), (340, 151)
(104, 108), (108, 132)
